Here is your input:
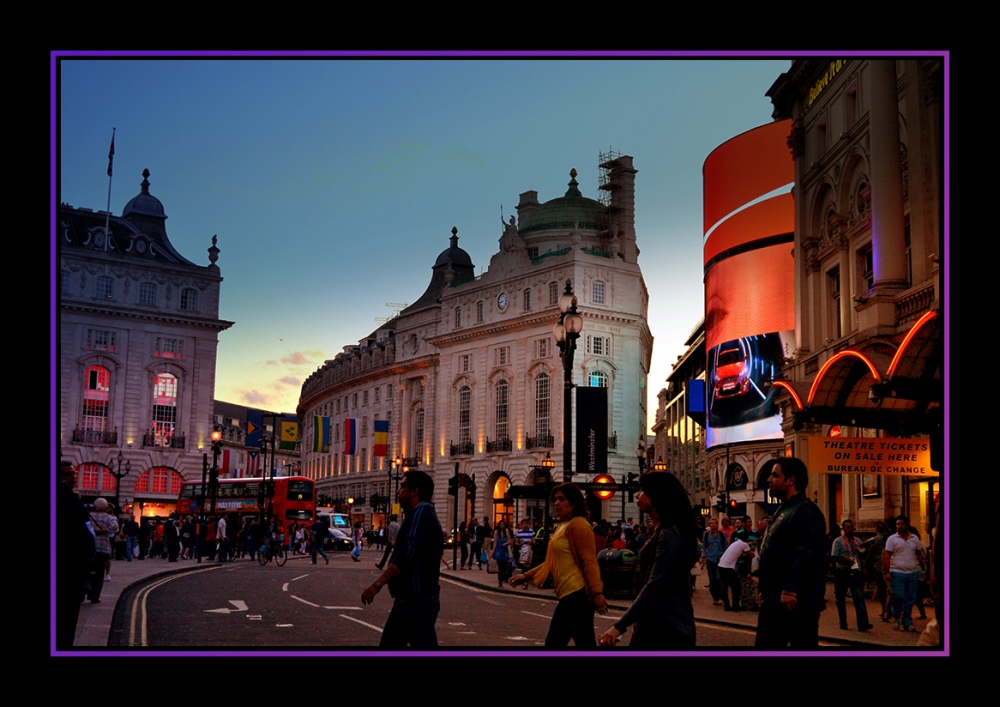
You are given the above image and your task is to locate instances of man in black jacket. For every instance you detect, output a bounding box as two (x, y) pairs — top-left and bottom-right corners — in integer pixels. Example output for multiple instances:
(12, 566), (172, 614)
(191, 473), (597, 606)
(754, 457), (828, 649)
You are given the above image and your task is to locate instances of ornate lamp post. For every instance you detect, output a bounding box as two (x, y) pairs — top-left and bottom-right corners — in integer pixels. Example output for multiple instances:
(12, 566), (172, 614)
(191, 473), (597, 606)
(553, 280), (583, 483)
(653, 457), (667, 472)
(107, 449), (131, 517)
(209, 426), (222, 515)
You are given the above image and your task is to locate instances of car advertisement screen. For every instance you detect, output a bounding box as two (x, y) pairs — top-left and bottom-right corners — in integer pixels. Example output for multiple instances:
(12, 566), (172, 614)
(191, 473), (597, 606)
(706, 331), (794, 446)
(703, 120), (795, 448)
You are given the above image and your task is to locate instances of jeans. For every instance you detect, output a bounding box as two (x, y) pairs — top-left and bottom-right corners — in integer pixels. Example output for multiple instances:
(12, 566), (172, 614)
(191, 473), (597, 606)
(312, 542), (328, 563)
(891, 571), (921, 627)
(544, 589), (596, 648)
(834, 569), (870, 628)
(706, 561), (723, 601)
(125, 536), (138, 562)
(380, 595), (440, 648)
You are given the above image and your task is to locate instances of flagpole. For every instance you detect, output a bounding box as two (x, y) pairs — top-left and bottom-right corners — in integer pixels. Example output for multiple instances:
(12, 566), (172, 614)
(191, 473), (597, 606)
(103, 128), (115, 252)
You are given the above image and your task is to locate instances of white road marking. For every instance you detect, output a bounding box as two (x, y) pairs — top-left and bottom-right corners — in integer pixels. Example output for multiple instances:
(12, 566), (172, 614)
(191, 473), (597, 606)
(456, 631), (477, 634)
(339, 614), (383, 633)
(291, 595), (320, 607)
(249, 616), (262, 620)
(477, 597), (504, 606)
(291, 574), (309, 582)
(521, 611), (552, 620)
(282, 583), (289, 592)
(276, 624), (294, 627)
(324, 606), (363, 611)
(447, 622), (466, 626)
(204, 599), (249, 614)
(506, 636), (532, 641)
(694, 621), (756, 635)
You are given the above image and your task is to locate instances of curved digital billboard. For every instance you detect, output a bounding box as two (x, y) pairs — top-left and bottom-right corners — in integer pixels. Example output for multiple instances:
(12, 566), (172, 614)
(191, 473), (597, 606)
(703, 119), (794, 448)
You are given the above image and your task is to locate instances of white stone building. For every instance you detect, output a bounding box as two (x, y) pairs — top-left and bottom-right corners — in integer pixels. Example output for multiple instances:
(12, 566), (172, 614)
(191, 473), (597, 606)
(59, 169), (233, 518)
(298, 155), (652, 531)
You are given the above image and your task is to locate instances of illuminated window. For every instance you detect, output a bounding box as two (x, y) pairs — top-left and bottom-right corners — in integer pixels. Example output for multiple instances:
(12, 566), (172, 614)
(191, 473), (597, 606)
(79, 463), (99, 490)
(593, 281), (605, 304)
(589, 370), (608, 388)
(134, 467), (183, 495)
(535, 374), (550, 439)
(495, 380), (509, 442)
(83, 366), (110, 433)
(86, 329), (116, 352)
(151, 372), (178, 446)
(458, 386), (471, 445)
(139, 282), (157, 305)
(96, 276), (114, 300)
(180, 288), (198, 311)
(155, 337), (183, 359)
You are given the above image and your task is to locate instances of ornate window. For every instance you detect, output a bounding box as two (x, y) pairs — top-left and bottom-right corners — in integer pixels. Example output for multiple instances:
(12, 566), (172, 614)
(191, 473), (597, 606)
(476, 301), (484, 323)
(523, 289), (532, 312)
(83, 365), (110, 433)
(589, 370), (609, 388)
(586, 334), (612, 357)
(592, 280), (605, 304)
(494, 346), (510, 367)
(535, 373), (550, 439)
(495, 380), (509, 442)
(415, 408), (425, 452)
(60, 271), (70, 294)
(96, 275), (114, 300)
(549, 281), (559, 306)
(86, 329), (116, 352)
(139, 282), (157, 305)
(134, 466), (184, 495)
(180, 288), (198, 311)
(155, 337), (183, 359)
(151, 372), (178, 446)
(458, 386), (471, 445)
(455, 306), (462, 328)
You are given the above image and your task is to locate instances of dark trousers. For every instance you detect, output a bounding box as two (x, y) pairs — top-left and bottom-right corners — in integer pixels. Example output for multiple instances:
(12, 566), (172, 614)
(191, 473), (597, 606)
(544, 590), (596, 648)
(706, 561), (723, 601)
(834, 569), (870, 628)
(754, 598), (821, 649)
(86, 552), (111, 601)
(376, 542), (394, 570)
(720, 567), (742, 610)
(380, 595), (440, 648)
(312, 541), (328, 563)
(469, 542), (482, 568)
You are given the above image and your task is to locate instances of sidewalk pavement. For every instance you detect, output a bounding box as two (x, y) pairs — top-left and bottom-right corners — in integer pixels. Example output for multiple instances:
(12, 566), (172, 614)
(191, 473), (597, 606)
(69, 551), (935, 649)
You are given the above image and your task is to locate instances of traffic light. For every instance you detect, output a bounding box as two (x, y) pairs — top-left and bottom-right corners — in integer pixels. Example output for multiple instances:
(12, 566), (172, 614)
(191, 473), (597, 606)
(626, 472), (638, 502)
(713, 495), (726, 512)
(370, 493), (379, 508)
(447, 476), (458, 496)
(729, 497), (738, 511)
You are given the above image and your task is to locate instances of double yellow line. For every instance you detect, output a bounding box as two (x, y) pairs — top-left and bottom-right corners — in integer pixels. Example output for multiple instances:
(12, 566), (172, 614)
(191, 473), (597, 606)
(127, 566), (222, 646)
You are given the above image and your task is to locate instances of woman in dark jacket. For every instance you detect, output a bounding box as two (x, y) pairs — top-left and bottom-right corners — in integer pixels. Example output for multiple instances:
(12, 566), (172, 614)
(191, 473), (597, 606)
(598, 472), (699, 649)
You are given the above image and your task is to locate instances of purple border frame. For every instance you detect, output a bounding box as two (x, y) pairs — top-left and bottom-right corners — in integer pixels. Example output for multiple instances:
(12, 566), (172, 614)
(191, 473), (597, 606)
(51, 49), (949, 658)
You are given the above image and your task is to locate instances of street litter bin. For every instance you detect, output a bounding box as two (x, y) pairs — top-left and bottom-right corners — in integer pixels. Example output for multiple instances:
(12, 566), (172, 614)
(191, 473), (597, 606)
(598, 548), (638, 599)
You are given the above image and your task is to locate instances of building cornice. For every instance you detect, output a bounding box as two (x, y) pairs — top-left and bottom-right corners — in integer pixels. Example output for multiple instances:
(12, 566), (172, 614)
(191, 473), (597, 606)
(60, 301), (234, 332)
(298, 355), (439, 413)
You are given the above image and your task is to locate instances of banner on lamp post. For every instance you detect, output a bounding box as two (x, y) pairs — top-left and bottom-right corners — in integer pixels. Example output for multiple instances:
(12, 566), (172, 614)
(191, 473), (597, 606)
(575, 386), (607, 478)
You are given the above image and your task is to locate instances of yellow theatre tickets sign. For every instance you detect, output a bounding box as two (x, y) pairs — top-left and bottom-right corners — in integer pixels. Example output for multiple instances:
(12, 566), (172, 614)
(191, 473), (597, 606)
(806, 436), (938, 477)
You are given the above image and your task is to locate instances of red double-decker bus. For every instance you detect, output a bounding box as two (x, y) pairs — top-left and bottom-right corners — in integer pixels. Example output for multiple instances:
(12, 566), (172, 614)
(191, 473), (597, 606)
(177, 476), (316, 523)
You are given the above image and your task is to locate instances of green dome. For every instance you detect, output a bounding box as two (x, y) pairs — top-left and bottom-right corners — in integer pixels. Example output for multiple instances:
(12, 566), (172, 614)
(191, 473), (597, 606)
(518, 169), (606, 235)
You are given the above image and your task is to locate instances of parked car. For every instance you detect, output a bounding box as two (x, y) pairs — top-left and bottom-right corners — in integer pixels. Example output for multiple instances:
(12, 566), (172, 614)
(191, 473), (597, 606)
(324, 528), (355, 551)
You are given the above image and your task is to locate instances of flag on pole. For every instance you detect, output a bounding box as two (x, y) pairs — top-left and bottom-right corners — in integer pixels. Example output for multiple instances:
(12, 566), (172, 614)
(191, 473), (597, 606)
(344, 418), (358, 455)
(107, 129), (115, 177)
(373, 419), (389, 457)
(220, 449), (232, 476)
(280, 420), (299, 450)
(247, 450), (260, 477)
(246, 408), (264, 449)
(312, 416), (330, 453)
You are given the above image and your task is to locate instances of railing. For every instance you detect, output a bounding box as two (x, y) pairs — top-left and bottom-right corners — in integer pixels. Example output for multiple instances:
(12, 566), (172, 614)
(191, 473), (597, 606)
(402, 456), (420, 468)
(896, 281), (935, 324)
(607, 432), (618, 450)
(449, 441), (474, 457)
(143, 432), (186, 449)
(525, 434), (554, 450)
(486, 437), (512, 453)
(71, 427), (118, 445)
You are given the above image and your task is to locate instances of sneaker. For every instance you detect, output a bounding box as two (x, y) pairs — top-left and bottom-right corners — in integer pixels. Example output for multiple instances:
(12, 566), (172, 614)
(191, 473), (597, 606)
(892, 620), (900, 630)
(104, 575), (111, 582)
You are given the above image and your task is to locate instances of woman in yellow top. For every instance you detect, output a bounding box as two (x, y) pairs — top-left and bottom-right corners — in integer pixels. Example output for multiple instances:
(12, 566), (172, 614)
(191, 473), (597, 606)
(510, 482), (608, 646)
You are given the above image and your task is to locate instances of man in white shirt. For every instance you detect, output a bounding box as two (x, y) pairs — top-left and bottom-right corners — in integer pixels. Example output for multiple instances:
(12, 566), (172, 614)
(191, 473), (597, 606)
(882, 514), (926, 632)
(718, 536), (751, 611)
(217, 515), (228, 563)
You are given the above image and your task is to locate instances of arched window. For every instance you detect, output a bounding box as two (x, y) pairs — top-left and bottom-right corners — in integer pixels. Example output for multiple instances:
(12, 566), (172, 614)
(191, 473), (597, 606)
(458, 386), (471, 445)
(589, 370), (608, 388)
(134, 466), (184, 495)
(495, 380), (509, 442)
(535, 373), (550, 439)
(83, 365), (110, 435)
(151, 373), (178, 446)
(415, 409), (425, 455)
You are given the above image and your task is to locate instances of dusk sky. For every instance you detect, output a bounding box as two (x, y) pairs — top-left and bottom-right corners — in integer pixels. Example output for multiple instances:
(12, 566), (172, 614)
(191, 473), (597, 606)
(57, 55), (792, 429)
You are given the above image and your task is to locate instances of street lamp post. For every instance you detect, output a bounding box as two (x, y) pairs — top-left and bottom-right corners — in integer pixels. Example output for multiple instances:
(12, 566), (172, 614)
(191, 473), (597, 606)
(209, 427), (222, 516)
(553, 280), (583, 483)
(107, 449), (132, 517)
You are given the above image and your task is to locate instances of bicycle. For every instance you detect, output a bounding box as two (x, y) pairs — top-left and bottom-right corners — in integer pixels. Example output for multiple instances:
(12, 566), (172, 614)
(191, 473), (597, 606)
(257, 537), (287, 566)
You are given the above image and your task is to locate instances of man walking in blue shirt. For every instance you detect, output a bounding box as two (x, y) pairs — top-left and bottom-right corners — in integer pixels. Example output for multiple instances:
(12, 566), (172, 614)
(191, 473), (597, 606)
(361, 471), (443, 647)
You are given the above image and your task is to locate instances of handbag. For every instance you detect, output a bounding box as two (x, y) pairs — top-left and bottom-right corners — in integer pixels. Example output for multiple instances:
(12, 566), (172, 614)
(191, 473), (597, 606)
(351, 544), (361, 559)
(479, 550), (488, 564)
(487, 557), (499, 574)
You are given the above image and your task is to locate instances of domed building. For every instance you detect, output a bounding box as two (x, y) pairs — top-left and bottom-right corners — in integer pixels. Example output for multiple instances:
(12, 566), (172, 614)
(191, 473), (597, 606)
(59, 169), (233, 518)
(298, 154), (652, 533)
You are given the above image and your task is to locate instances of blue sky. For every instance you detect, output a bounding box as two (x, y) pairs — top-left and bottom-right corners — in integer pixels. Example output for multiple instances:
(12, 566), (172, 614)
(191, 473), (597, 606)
(58, 55), (791, 428)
